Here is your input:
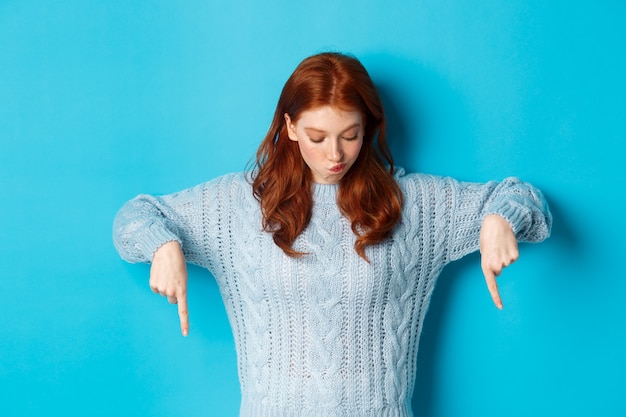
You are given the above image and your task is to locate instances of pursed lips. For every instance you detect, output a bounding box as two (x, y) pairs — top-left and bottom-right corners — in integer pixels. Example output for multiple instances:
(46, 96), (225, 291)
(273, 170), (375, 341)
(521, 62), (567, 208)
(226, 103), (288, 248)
(330, 163), (345, 173)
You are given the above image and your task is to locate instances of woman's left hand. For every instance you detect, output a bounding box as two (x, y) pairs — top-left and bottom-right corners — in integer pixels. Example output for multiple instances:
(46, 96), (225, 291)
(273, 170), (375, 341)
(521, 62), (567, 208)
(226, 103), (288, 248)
(479, 214), (519, 309)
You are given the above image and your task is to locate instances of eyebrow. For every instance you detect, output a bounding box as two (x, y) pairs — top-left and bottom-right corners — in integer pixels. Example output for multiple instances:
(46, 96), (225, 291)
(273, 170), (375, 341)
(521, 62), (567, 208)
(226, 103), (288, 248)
(303, 123), (361, 134)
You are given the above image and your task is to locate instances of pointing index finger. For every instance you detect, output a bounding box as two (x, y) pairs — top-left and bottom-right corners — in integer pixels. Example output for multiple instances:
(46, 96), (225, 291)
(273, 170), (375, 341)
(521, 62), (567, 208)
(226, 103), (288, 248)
(483, 267), (504, 310)
(178, 292), (189, 337)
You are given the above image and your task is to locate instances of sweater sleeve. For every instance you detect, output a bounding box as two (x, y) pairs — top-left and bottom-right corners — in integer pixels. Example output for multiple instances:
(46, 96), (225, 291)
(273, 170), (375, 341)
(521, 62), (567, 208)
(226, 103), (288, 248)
(112, 181), (210, 266)
(447, 176), (552, 262)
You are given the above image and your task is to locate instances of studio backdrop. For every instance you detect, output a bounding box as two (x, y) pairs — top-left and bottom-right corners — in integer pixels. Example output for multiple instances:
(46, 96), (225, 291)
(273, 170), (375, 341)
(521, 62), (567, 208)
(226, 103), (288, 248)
(1, 1), (624, 416)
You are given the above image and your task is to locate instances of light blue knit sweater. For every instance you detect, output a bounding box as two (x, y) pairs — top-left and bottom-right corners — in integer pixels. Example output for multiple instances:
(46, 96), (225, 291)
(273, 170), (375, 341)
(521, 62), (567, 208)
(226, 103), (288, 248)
(113, 169), (551, 417)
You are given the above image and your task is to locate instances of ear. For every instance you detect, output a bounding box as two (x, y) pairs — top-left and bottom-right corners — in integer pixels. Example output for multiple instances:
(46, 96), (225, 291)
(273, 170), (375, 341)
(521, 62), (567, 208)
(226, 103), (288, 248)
(284, 113), (298, 142)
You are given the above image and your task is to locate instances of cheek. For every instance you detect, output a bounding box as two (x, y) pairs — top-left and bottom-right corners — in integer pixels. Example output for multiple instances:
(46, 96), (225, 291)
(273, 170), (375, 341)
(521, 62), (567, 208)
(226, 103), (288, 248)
(297, 141), (318, 163)
(349, 139), (364, 158)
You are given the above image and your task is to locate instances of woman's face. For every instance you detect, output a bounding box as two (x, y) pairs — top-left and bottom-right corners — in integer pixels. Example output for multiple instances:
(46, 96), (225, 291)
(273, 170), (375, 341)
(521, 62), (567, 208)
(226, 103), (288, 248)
(285, 105), (364, 184)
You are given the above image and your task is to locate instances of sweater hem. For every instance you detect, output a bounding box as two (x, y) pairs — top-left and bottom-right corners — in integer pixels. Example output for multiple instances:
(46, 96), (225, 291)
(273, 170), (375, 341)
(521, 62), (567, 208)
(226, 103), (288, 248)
(239, 400), (413, 417)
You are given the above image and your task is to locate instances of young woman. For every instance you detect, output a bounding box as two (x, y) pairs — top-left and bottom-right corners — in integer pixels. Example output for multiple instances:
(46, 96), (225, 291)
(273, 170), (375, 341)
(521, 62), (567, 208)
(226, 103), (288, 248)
(113, 52), (551, 417)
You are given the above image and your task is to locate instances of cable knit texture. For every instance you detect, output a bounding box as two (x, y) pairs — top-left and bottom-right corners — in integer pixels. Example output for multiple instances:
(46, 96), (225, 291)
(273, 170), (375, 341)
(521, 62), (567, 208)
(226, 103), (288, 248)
(113, 169), (551, 417)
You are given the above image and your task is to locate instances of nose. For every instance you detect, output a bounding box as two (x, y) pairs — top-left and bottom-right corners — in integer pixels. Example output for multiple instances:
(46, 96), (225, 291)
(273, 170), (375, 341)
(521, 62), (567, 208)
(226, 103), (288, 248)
(328, 138), (343, 162)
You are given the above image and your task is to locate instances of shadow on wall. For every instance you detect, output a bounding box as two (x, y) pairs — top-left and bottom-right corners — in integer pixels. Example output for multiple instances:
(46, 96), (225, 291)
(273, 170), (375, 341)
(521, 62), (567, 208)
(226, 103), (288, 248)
(375, 81), (416, 173)
(363, 51), (473, 177)
(541, 198), (581, 256)
(411, 255), (476, 416)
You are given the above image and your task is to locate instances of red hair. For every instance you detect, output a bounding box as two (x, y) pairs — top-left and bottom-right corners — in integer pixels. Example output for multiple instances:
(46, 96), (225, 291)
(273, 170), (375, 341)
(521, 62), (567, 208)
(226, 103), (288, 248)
(250, 52), (403, 260)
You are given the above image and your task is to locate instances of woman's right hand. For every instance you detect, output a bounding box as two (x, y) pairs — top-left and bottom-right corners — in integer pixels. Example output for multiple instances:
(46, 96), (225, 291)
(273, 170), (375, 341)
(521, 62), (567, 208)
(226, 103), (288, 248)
(150, 241), (189, 336)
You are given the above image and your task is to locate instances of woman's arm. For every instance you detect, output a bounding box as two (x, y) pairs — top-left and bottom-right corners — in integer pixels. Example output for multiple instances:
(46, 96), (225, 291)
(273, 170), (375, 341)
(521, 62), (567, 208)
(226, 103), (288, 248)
(448, 176), (552, 259)
(112, 182), (209, 336)
(112, 183), (208, 265)
(448, 177), (552, 308)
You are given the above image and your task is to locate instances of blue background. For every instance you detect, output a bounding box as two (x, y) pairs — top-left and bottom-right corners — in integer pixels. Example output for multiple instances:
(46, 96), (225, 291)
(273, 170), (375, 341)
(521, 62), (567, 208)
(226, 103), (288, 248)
(1, 1), (624, 416)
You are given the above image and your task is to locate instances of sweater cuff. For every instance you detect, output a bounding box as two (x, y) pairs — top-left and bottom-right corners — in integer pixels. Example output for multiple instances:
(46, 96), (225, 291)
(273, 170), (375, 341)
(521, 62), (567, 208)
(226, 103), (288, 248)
(485, 199), (529, 237)
(137, 224), (182, 262)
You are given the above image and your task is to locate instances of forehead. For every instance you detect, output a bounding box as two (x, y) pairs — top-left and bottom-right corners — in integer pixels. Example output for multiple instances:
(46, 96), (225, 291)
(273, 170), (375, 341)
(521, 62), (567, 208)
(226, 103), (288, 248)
(296, 105), (363, 131)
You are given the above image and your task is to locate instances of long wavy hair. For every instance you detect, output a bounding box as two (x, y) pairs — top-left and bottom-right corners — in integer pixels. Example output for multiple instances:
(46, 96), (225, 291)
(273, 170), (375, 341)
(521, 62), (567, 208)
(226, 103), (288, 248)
(249, 52), (403, 260)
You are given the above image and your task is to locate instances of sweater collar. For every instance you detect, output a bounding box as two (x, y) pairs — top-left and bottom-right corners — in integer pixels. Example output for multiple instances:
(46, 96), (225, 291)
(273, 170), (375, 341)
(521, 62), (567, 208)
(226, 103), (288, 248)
(312, 182), (339, 204)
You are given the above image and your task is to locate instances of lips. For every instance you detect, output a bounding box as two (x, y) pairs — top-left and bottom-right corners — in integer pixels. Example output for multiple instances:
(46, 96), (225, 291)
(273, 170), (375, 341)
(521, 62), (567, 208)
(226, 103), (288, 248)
(330, 163), (346, 173)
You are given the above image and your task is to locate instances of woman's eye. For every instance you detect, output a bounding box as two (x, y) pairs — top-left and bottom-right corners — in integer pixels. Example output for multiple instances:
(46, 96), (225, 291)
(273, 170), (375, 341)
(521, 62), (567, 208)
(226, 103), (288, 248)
(343, 135), (359, 141)
(309, 137), (325, 143)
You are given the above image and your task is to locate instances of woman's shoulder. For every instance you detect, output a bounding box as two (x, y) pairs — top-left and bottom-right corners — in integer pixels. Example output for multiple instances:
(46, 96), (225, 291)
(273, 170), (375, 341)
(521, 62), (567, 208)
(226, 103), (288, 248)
(199, 171), (251, 190)
(393, 167), (452, 189)
(203, 171), (257, 203)
(168, 172), (253, 206)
